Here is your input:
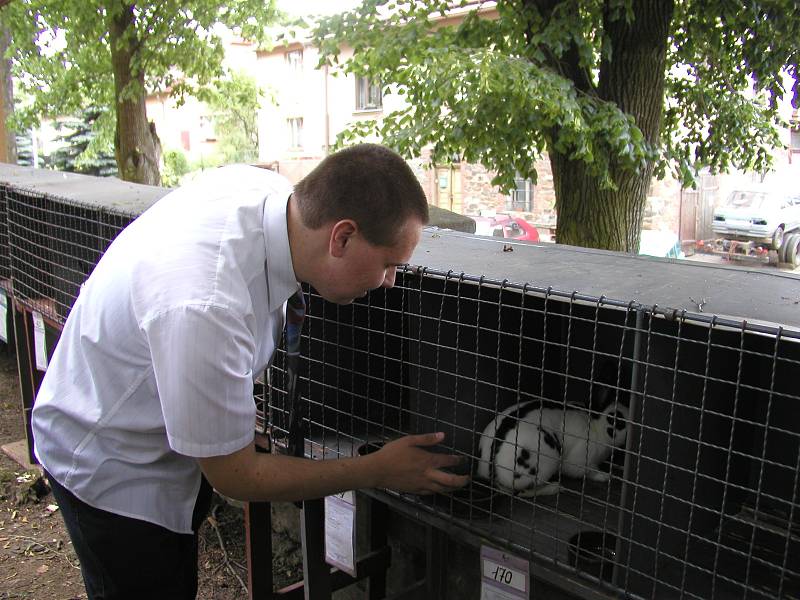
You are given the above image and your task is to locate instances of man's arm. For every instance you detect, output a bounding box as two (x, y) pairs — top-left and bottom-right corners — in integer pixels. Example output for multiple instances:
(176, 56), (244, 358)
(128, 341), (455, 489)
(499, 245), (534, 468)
(197, 431), (469, 502)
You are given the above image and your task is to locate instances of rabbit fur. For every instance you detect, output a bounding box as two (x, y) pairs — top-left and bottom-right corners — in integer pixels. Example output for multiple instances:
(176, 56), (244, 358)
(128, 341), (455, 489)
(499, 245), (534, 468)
(476, 399), (628, 497)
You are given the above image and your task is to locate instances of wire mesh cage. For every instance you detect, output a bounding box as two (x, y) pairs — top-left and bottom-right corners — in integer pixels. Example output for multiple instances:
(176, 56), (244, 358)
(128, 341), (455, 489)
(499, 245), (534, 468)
(0, 182), (10, 290)
(0, 167), (161, 324)
(0, 169), (77, 296)
(2, 164), (798, 599)
(9, 189), (102, 321)
(265, 265), (800, 600)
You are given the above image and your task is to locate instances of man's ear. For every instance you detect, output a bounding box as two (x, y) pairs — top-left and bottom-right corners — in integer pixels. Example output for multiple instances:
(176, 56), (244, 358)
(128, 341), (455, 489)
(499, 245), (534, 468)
(329, 220), (358, 258)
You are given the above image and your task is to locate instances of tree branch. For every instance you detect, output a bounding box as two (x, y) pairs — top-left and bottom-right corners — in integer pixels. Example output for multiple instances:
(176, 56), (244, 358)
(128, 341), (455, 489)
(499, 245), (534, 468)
(522, 0), (596, 94)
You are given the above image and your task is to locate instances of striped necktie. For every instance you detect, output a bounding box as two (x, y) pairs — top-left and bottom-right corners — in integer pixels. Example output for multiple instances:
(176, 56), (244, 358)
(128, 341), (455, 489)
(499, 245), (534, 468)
(285, 289), (306, 458)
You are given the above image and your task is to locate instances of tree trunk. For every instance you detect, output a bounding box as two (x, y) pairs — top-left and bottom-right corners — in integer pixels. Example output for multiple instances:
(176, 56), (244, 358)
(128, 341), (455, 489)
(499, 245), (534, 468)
(548, 0), (674, 252)
(108, 2), (161, 185)
(0, 26), (17, 164)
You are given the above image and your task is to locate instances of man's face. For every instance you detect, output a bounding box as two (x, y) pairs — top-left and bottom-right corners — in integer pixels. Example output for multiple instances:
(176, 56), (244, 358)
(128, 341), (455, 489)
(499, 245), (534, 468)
(318, 217), (422, 305)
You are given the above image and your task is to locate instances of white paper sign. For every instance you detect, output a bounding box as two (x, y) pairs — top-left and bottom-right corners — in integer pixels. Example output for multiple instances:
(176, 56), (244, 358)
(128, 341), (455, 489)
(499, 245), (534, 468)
(324, 491), (356, 577)
(32, 311), (48, 371)
(0, 290), (7, 343)
(480, 545), (529, 600)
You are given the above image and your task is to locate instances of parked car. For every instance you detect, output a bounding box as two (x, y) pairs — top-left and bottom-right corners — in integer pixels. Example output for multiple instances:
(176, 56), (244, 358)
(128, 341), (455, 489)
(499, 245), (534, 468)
(711, 187), (800, 250)
(470, 214), (540, 242)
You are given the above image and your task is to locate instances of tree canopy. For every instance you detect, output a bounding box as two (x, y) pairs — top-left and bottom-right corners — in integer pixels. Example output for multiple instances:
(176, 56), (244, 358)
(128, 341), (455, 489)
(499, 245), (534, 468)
(49, 108), (118, 177)
(4, 0), (279, 184)
(315, 0), (800, 251)
(198, 70), (265, 165)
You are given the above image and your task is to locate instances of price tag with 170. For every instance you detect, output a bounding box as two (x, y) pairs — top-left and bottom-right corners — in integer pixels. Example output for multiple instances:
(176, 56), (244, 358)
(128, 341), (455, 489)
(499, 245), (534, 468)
(480, 545), (529, 600)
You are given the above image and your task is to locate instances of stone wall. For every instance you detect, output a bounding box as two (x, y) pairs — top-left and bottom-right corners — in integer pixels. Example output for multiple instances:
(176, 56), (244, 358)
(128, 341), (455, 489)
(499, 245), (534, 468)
(643, 172), (683, 233)
(446, 156), (683, 238)
(458, 158), (557, 228)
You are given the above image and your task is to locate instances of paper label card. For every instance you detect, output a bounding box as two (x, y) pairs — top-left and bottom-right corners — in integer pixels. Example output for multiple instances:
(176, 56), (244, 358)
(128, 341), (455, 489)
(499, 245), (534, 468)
(324, 491), (356, 577)
(33, 311), (48, 371)
(480, 545), (530, 600)
(0, 290), (7, 343)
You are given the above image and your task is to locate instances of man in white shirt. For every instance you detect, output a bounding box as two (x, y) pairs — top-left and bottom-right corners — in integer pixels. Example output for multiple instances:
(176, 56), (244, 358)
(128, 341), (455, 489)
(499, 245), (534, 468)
(32, 144), (468, 599)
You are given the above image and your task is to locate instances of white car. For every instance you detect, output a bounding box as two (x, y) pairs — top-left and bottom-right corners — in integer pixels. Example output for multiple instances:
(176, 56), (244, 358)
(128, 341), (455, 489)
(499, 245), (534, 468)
(712, 187), (800, 250)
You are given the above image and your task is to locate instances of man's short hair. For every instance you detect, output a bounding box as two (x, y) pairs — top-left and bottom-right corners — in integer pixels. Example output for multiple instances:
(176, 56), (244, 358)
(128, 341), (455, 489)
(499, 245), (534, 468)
(293, 144), (429, 247)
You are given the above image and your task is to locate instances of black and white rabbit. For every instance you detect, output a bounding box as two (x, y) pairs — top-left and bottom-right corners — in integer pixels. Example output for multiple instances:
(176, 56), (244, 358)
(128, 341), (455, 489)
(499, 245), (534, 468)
(476, 399), (628, 497)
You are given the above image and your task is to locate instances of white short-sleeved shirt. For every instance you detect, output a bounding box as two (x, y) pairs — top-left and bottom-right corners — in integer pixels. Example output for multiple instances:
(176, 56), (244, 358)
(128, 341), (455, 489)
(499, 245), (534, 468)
(32, 165), (298, 534)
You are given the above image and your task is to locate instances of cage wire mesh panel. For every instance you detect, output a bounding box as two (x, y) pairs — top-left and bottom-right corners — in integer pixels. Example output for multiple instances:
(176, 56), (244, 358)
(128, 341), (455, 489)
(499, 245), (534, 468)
(0, 169), (83, 308)
(0, 182), (10, 290)
(0, 167), (161, 325)
(266, 267), (800, 600)
(7, 188), (121, 323)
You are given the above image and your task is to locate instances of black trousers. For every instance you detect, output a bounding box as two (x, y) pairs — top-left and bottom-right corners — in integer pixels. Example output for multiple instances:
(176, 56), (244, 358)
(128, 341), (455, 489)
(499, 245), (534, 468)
(45, 469), (213, 600)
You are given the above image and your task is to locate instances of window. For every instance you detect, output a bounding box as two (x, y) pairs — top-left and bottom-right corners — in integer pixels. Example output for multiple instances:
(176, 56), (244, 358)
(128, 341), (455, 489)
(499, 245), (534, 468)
(791, 127), (800, 150)
(287, 117), (303, 149)
(356, 76), (382, 111)
(285, 49), (303, 72)
(506, 175), (534, 211)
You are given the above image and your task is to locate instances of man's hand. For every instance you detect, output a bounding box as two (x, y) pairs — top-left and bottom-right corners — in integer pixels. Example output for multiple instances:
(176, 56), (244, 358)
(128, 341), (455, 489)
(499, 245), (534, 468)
(371, 432), (470, 495)
(198, 431), (469, 503)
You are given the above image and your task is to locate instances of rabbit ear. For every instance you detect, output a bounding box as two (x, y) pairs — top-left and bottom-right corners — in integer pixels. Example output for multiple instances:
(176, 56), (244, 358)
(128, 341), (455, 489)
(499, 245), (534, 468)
(590, 358), (633, 412)
(589, 357), (616, 410)
(590, 381), (610, 411)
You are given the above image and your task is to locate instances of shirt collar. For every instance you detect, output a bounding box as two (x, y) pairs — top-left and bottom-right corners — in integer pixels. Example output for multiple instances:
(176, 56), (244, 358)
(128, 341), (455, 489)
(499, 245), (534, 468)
(263, 189), (301, 313)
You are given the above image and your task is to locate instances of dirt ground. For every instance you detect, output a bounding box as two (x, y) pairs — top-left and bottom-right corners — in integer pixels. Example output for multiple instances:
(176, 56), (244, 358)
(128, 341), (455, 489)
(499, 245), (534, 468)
(0, 349), (303, 599)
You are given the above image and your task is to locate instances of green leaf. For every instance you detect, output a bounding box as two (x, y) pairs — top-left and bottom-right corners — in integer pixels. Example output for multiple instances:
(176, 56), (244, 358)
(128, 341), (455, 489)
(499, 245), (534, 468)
(6, 0), (280, 178)
(312, 0), (798, 250)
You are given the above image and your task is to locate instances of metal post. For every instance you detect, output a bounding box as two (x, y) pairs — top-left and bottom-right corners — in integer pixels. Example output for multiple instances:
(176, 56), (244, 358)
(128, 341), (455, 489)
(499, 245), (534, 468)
(425, 525), (446, 600)
(367, 498), (388, 600)
(245, 499), (273, 599)
(300, 498), (331, 600)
